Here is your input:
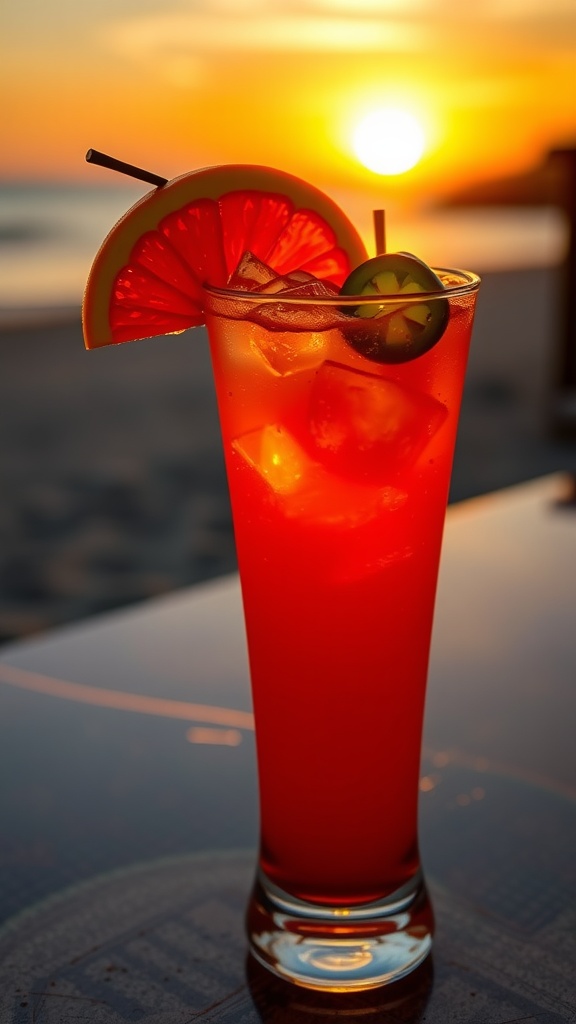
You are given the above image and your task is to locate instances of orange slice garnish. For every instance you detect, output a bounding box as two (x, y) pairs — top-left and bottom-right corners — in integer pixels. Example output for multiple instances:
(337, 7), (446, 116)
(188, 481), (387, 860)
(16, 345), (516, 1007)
(82, 165), (367, 349)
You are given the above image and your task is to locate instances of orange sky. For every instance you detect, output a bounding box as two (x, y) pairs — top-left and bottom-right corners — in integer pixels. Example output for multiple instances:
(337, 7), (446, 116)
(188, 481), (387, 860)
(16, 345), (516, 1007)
(2, 0), (575, 207)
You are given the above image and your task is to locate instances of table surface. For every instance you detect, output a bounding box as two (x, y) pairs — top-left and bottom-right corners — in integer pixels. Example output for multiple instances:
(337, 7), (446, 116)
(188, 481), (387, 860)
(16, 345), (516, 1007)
(0, 474), (575, 1023)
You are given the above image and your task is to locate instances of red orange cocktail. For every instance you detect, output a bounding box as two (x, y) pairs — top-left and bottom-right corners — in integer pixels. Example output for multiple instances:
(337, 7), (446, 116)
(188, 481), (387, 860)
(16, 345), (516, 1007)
(204, 266), (479, 988)
(82, 161), (480, 990)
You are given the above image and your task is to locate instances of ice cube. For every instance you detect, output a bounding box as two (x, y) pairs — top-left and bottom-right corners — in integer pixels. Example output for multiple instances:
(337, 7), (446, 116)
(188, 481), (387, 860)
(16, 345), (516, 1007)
(251, 279), (346, 334)
(256, 270), (318, 293)
(249, 325), (327, 376)
(221, 254), (346, 337)
(232, 424), (403, 527)
(286, 477), (406, 529)
(309, 360), (448, 482)
(246, 278), (342, 375)
(219, 252), (278, 319)
(232, 425), (309, 495)
(228, 251), (277, 290)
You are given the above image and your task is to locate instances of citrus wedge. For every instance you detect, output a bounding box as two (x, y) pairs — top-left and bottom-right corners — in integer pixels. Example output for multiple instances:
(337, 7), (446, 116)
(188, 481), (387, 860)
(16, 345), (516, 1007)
(82, 164), (367, 349)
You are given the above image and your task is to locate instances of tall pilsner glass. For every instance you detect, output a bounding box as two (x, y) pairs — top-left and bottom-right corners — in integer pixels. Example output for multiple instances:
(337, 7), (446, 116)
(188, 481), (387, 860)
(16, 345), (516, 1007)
(204, 270), (480, 990)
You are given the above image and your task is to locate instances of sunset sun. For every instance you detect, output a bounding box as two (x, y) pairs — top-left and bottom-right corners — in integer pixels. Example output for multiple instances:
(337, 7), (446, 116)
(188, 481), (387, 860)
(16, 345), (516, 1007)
(353, 108), (426, 176)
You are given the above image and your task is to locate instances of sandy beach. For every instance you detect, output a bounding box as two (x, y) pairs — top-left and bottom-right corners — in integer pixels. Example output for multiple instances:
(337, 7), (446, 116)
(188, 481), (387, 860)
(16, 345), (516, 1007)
(1, 265), (575, 645)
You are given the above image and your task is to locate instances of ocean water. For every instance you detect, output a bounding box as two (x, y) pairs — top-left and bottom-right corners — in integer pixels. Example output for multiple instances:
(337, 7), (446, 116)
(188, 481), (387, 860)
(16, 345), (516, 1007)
(0, 182), (145, 309)
(0, 181), (567, 311)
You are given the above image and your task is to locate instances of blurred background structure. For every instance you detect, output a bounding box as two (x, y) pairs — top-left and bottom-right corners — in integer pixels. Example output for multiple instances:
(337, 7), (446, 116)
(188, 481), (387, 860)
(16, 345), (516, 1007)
(1, 0), (576, 642)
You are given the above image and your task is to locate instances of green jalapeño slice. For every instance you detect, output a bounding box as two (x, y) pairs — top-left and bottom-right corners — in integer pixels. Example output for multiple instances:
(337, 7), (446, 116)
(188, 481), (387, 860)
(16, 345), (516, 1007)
(340, 252), (450, 364)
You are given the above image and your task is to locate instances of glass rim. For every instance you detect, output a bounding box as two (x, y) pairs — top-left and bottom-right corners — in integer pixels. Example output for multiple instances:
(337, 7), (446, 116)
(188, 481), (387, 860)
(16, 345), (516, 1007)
(203, 267), (481, 307)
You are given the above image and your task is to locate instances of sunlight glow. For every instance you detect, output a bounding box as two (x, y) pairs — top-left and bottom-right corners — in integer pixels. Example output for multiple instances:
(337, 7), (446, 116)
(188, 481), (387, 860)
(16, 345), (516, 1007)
(353, 109), (426, 175)
(105, 14), (424, 61)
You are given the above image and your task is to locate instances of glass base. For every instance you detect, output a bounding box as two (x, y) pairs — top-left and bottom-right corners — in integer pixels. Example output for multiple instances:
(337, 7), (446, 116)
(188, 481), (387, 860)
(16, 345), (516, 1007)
(246, 869), (434, 992)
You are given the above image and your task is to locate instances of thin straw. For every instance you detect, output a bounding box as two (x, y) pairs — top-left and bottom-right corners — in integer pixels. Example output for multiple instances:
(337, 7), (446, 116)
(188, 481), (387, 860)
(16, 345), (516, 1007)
(373, 209), (386, 255)
(85, 149), (168, 188)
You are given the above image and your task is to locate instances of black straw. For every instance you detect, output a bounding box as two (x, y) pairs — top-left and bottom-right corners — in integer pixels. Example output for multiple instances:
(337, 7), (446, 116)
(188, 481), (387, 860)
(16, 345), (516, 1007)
(86, 149), (168, 188)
